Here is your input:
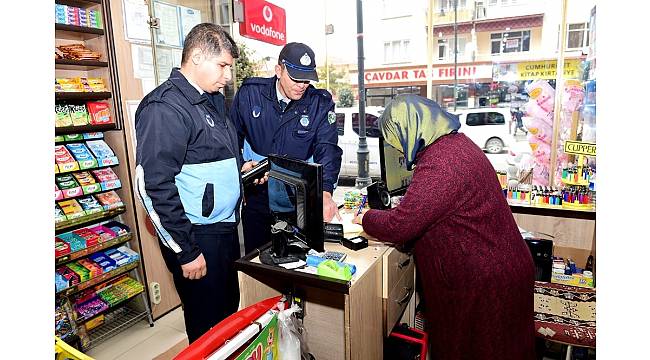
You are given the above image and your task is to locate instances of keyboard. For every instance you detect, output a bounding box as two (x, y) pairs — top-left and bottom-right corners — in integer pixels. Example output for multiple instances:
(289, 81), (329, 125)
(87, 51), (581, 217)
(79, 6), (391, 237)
(322, 251), (347, 262)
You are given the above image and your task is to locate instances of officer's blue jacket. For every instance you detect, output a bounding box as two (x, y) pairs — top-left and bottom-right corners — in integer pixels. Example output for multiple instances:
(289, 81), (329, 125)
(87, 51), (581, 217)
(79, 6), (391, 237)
(230, 76), (342, 193)
(135, 68), (243, 265)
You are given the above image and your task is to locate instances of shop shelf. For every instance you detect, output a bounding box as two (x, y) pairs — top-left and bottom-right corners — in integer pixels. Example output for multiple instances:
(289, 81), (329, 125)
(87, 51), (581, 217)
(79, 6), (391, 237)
(55, 24), (105, 40)
(55, 92), (112, 101)
(56, 206), (126, 234)
(56, 0), (102, 8)
(56, 260), (140, 297)
(84, 306), (150, 351)
(56, 233), (132, 266)
(75, 288), (144, 324)
(55, 156), (119, 175)
(55, 123), (117, 136)
(56, 181), (122, 203)
(55, 59), (109, 71)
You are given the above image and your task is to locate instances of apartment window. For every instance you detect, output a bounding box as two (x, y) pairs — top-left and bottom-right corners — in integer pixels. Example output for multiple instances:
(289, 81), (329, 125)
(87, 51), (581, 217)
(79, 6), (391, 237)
(438, 37), (467, 60)
(491, 30), (530, 54)
(488, 0), (520, 5)
(567, 23), (590, 49)
(384, 39), (411, 63)
(439, 0), (467, 12)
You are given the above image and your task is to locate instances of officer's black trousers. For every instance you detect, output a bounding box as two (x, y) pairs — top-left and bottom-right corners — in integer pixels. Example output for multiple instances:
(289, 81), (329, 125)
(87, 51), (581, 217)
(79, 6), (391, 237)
(242, 184), (273, 254)
(160, 223), (240, 343)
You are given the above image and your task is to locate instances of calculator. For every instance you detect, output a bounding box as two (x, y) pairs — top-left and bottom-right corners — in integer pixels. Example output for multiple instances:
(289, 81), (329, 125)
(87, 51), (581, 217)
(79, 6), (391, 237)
(322, 251), (347, 262)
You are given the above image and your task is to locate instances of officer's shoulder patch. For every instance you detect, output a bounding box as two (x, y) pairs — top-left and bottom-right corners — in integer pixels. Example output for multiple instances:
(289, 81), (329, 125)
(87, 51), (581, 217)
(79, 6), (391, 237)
(327, 111), (336, 125)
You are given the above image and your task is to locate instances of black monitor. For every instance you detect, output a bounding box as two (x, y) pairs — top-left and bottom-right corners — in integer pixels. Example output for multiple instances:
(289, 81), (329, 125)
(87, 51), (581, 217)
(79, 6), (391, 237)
(379, 136), (414, 196)
(261, 155), (324, 265)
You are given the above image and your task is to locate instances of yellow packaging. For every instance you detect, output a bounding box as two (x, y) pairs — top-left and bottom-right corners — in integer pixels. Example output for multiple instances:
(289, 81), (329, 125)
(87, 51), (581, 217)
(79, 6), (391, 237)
(551, 273), (594, 288)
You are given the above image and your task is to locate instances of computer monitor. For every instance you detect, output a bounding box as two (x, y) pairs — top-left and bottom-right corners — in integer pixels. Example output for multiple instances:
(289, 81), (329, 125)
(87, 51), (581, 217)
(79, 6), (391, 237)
(266, 154), (324, 253)
(379, 136), (414, 196)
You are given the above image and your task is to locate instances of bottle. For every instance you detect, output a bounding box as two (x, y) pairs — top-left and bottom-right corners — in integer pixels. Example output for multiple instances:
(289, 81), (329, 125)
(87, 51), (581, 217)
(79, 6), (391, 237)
(585, 255), (594, 272)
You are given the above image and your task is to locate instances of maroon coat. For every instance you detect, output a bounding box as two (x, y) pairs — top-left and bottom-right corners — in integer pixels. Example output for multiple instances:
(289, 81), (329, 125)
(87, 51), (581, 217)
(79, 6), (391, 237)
(363, 133), (535, 359)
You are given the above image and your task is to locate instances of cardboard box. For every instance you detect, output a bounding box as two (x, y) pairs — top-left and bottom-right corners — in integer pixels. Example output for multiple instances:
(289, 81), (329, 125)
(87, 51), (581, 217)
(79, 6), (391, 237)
(551, 273), (594, 288)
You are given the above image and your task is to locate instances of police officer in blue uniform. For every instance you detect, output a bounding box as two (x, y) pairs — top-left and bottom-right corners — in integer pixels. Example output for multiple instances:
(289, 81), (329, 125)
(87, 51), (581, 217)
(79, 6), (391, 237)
(230, 42), (343, 254)
(135, 24), (254, 343)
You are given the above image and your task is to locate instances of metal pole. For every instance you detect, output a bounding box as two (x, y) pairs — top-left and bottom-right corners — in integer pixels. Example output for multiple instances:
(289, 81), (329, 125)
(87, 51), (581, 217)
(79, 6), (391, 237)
(355, 0), (371, 188)
(550, 0), (569, 187)
(426, 0), (434, 99)
(453, 0), (458, 112)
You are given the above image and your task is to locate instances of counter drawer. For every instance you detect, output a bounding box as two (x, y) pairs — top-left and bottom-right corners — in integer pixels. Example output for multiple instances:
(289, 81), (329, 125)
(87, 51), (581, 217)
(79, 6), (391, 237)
(383, 260), (415, 336)
(382, 247), (414, 298)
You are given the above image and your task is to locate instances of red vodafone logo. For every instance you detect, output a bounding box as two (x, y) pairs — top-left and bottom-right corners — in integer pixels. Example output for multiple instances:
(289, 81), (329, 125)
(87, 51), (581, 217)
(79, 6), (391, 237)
(240, 0), (286, 46)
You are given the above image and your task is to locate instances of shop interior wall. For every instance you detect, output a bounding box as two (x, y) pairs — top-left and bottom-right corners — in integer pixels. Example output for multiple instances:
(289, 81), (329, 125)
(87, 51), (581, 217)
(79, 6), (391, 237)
(108, 0), (181, 320)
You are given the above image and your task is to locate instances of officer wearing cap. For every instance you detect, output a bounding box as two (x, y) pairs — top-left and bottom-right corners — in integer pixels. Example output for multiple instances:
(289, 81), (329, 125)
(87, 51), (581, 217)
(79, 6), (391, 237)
(230, 42), (343, 254)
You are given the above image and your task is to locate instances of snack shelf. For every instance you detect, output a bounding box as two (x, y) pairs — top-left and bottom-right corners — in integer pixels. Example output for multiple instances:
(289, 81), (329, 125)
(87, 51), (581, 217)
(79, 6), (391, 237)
(56, 181), (122, 202)
(56, 92), (112, 101)
(85, 307), (150, 351)
(56, 158), (119, 175)
(56, 59), (109, 71)
(56, 206), (126, 233)
(56, 233), (132, 266)
(56, 0), (102, 8)
(55, 24), (105, 40)
(75, 288), (144, 324)
(56, 260), (139, 297)
(55, 123), (117, 135)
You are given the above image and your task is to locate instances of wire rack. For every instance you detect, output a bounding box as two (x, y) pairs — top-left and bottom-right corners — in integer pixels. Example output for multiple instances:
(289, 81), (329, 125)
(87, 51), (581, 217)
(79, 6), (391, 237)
(85, 306), (149, 350)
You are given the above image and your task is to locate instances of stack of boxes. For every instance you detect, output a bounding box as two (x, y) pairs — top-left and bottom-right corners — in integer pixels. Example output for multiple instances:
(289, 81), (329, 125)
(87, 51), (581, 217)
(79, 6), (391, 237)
(55, 4), (102, 29)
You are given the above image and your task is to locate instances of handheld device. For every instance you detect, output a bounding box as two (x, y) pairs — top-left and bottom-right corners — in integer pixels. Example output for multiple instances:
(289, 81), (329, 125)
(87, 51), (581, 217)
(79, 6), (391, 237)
(242, 158), (269, 186)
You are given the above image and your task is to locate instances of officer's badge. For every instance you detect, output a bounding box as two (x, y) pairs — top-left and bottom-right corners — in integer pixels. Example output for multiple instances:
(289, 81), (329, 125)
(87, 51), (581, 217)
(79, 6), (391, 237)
(300, 53), (311, 66)
(205, 114), (215, 127)
(252, 105), (261, 118)
(327, 111), (336, 125)
(300, 115), (310, 127)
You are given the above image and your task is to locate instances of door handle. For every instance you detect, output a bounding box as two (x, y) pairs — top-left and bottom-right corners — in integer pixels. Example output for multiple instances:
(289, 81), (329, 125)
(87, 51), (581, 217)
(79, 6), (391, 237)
(397, 286), (413, 305)
(397, 256), (411, 269)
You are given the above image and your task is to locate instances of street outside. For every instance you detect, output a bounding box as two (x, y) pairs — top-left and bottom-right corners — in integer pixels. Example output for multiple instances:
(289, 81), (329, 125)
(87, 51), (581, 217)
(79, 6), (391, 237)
(333, 131), (531, 204)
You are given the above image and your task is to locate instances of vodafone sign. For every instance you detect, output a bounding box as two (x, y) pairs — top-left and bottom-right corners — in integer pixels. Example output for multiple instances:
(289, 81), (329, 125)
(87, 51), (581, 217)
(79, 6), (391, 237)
(239, 0), (286, 46)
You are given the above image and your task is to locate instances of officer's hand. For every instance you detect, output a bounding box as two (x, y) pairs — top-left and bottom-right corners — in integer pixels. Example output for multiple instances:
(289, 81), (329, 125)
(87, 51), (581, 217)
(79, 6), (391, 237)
(181, 253), (207, 280)
(323, 191), (341, 222)
(254, 172), (270, 186)
(241, 160), (258, 173)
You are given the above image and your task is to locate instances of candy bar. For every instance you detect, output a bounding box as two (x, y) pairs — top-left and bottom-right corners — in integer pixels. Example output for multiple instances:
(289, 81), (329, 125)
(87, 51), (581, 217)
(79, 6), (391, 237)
(57, 266), (80, 289)
(58, 199), (85, 220)
(83, 132), (104, 140)
(116, 246), (140, 262)
(73, 171), (101, 194)
(57, 232), (86, 252)
(89, 252), (116, 272)
(67, 262), (91, 282)
(87, 225), (117, 242)
(103, 221), (129, 236)
(56, 174), (83, 198)
(55, 145), (80, 172)
(72, 227), (101, 247)
(63, 133), (84, 142)
(69, 104), (90, 126)
(95, 190), (123, 210)
(55, 238), (71, 257)
(55, 204), (67, 223)
(55, 184), (63, 201)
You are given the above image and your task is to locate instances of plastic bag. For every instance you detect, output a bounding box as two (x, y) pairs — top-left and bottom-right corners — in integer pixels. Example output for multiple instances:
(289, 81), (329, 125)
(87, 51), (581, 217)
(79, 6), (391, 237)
(277, 302), (308, 360)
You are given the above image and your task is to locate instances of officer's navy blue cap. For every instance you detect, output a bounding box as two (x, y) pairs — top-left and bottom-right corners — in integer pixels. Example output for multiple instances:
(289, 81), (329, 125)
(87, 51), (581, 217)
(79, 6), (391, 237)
(279, 42), (319, 82)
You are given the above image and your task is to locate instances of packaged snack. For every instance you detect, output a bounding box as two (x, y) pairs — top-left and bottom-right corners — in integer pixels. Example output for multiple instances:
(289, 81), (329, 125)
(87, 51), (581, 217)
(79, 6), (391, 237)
(73, 171), (101, 194)
(55, 104), (73, 127)
(55, 145), (80, 172)
(86, 140), (119, 166)
(95, 190), (123, 210)
(72, 227), (101, 247)
(67, 262), (91, 282)
(63, 133), (84, 142)
(89, 252), (116, 272)
(104, 248), (129, 266)
(83, 132), (104, 140)
(55, 174), (82, 198)
(78, 258), (103, 277)
(55, 184), (64, 201)
(66, 143), (97, 170)
(55, 135), (65, 142)
(58, 199), (85, 220)
(55, 238), (71, 257)
(57, 232), (86, 252)
(55, 297), (78, 342)
(56, 78), (83, 92)
(76, 195), (103, 216)
(68, 104), (90, 126)
(57, 266), (81, 288)
(87, 225), (117, 242)
(116, 245), (140, 262)
(55, 204), (67, 223)
(91, 167), (121, 190)
(103, 221), (130, 236)
(86, 102), (112, 125)
(85, 314), (105, 331)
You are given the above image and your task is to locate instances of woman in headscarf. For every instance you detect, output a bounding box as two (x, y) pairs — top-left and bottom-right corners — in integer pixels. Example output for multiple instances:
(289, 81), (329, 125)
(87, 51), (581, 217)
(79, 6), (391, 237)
(354, 94), (535, 359)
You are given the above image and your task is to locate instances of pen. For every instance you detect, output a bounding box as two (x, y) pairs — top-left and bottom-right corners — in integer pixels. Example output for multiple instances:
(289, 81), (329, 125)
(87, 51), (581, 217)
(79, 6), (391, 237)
(356, 195), (367, 216)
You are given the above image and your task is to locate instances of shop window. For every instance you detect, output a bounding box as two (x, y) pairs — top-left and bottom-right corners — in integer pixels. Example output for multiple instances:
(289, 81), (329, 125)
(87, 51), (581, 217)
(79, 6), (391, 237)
(336, 113), (345, 136)
(384, 39), (411, 64)
(352, 113), (381, 137)
(466, 112), (505, 126)
(491, 30), (530, 55)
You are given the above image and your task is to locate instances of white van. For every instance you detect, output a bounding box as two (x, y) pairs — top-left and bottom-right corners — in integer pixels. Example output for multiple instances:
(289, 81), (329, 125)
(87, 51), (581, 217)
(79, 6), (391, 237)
(335, 107), (384, 178)
(453, 107), (515, 154)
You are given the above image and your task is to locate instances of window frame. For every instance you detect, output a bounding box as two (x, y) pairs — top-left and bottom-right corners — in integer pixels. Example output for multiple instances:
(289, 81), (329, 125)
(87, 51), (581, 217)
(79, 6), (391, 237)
(490, 30), (531, 55)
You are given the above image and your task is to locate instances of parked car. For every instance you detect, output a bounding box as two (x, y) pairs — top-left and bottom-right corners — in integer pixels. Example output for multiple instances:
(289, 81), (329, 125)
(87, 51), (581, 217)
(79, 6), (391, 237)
(452, 107), (515, 154)
(335, 107), (384, 178)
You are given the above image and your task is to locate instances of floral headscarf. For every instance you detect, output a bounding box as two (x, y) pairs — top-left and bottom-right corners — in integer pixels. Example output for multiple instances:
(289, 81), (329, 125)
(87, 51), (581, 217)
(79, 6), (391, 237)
(379, 94), (460, 170)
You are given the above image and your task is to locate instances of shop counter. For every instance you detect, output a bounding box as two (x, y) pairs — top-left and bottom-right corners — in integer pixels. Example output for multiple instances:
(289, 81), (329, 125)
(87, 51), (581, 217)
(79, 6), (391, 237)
(235, 238), (415, 360)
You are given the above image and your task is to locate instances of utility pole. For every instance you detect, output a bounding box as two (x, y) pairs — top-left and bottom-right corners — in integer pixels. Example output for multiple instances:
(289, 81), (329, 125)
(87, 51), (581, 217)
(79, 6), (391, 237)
(355, 0), (371, 188)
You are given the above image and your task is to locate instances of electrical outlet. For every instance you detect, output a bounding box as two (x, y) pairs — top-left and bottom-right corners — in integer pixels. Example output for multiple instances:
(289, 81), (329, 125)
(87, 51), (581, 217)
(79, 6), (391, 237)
(150, 282), (161, 305)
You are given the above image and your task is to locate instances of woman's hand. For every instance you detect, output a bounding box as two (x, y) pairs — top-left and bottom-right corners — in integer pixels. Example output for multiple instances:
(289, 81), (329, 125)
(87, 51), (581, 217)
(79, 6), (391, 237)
(352, 208), (369, 225)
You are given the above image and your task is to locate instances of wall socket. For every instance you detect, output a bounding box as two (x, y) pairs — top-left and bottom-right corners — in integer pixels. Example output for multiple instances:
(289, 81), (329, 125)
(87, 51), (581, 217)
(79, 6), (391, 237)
(150, 282), (161, 305)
